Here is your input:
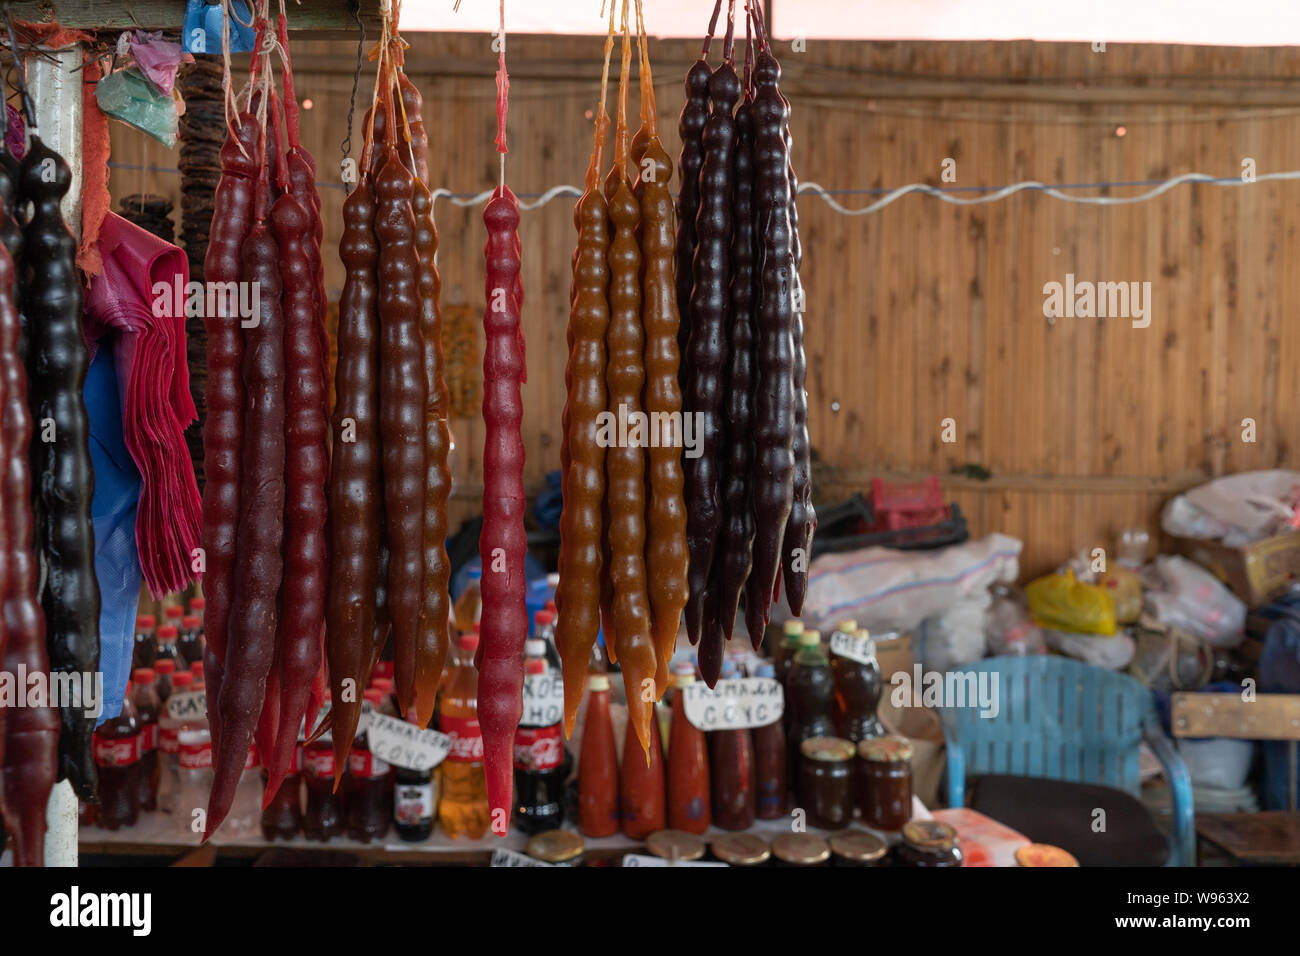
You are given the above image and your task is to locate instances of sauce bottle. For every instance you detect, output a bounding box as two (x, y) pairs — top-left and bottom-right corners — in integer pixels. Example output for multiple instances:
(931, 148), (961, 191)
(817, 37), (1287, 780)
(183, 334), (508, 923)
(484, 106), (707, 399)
(774, 619), (803, 690)
(710, 719), (756, 831)
(666, 665), (710, 834)
(831, 624), (885, 743)
(93, 681), (142, 830)
(753, 662), (787, 819)
(132, 614), (157, 671)
(620, 702), (666, 840)
(394, 763), (436, 842)
(578, 673), (619, 838)
(788, 629), (834, 786)
(131, 668), (161, 811)
(346, 689), (393, 843)
(438, 632), (490, 839)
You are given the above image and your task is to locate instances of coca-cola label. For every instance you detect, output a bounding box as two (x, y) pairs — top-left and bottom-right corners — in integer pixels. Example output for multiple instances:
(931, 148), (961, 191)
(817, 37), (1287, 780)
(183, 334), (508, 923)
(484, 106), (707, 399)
(519, 672), (564, 728)
(178, 739), (212, 770)
(440, 714), (484, 763)
(140, 723), (159, 753)
(302, 747), (335, 778)
(93, 733), (142, 767)
(683, 678), (784, 731)
(830, 630), (877, 666)
(159, 725), (179, 754)
(348, 749), (391, 779)
(166, 689), (207, 722)
(394, 782), (435, 824)
(366, 712), (452, 772)
(513, 724), (564, 771)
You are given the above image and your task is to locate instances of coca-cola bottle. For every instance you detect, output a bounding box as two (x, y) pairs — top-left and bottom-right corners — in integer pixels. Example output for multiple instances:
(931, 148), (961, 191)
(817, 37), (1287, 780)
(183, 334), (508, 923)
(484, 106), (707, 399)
(394, 764), (436, 842)
(262, 745), (303, 840)
(179, 615), (204, 668)
(302, 692), (343, 842)
(131, 669), (161, 811)
(94, 683), (142, 830)
(153, 658), (175, 704)
(346, 689), (393, 842)
(513, 653), (567, 834)
(132, 614), (157, 671)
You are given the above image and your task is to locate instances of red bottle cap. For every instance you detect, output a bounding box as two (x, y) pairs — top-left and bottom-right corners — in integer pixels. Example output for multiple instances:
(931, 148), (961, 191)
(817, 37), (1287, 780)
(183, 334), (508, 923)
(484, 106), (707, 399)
(370, 677), (394, 693)
(363, 689), (385, 706)
(164, 605), (184, 620)
(158, 625), (178, 640)
(373, 660), (394, 680)
(189, 598), (205, 611)
(460, 633), (480, 651)
(136, 614), (156, 629)
(544, 600), (557, 614)
(124, 681), (134, 697)
(172, 672), (194, 688)
(182, 615), (201, 628)
(154, 660), (176, 675)
(190, 662), (204, 677)
(133, 668), (155, 684)
(535, 609), (554, 626)
(525, 658), (545, 675)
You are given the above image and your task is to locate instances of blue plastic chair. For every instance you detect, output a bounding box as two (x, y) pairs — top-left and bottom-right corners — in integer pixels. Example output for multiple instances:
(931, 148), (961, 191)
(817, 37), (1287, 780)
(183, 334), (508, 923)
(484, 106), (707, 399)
(937, 655), (1195, 866)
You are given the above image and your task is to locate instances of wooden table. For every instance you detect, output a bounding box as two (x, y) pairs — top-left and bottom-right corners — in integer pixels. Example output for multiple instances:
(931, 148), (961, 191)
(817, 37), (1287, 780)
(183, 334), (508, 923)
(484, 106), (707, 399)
(1194, 812), (1300, 865)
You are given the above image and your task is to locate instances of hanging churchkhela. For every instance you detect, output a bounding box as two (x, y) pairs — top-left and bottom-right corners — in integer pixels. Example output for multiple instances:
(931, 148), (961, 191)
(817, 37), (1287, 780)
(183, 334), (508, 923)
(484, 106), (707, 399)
(675, 0), (815, 685)
(557, 0), (686, 757)
(321, 1), (452, 783)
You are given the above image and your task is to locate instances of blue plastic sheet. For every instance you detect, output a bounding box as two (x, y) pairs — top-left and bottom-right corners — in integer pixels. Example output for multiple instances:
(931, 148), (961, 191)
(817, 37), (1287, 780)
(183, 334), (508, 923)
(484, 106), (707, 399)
(182, 0), (255, 55)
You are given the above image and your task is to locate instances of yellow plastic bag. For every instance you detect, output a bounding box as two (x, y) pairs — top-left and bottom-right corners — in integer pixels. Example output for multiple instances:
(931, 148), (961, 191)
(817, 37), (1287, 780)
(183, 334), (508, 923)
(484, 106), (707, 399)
(1025, 570), (1116, 635)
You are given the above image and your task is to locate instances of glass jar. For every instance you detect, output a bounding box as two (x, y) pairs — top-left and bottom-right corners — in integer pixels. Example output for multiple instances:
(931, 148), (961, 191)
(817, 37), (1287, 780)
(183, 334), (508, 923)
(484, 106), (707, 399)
(799, 736), (855, 829)
(647, 828), (707, 863)
(526, 829), (585, 866)
(829, 830), (889, 866)
(771, 833), (831, 867)
(856, 735), (913, 831)
(894, 820), (962, 867)
(711, 832), (771, 867)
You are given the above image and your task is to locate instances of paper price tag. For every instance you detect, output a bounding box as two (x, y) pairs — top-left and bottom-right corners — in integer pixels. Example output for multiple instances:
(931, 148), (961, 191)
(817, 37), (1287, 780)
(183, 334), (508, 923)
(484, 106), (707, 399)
(519, 672), (564, 728)
(830, 630), (877, 666)
(165, 689), (207, 722)
(622, 854), (726, 868)
(491, 848), (568, 868)
(683, 678), (784, 731)
(365, 712), (452, 771)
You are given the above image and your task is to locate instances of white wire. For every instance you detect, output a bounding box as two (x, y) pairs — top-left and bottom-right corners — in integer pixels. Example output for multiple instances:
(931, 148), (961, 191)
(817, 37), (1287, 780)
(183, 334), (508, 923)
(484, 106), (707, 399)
(428, 170), (1300, 214)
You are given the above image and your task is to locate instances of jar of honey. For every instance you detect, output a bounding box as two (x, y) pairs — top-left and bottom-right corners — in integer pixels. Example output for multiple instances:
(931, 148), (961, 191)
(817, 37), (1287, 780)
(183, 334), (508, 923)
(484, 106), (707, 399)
(894, 820), (962, 868)
(711, 832), (772, 867)
(856, 735), (913, 831)
(771, 832), (831, 867)
(799, 736), (856, 829)
(525, 829), (585, 866)
(646, 829), (707, 863)
(829, 830), (889, 866)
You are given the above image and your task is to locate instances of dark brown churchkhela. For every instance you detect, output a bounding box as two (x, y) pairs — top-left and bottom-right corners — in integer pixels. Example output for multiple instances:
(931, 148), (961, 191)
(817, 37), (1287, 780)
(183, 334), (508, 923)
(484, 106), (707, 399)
(683, 27), (741, 683)
(20, 135), (100, 800)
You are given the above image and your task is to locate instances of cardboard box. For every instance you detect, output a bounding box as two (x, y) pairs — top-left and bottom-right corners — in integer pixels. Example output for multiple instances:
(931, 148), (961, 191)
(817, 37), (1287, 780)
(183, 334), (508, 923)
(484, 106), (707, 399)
(1171, 531), (1300, 607)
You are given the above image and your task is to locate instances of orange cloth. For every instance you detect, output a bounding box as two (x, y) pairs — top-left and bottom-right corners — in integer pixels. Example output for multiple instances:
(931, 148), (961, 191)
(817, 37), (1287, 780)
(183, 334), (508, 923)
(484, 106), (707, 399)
(79, 58), (111, 277)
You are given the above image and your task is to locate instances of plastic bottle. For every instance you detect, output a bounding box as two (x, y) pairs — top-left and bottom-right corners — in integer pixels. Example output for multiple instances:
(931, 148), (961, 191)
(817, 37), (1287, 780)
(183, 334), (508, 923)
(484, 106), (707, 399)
(301, 719), (343, 842)
(156, 670), (195, 814)
(513, 656), (566, 834)
(620, 702), (666, 840)
(453, 567), (482, 635)
(394, 763), (436, 842)
(667, 665), (710, 834)
(530, 610), (563, 671)
(753, 662), (787, 818)
(188, 596), (205, 629)
(775, 619), (803, 689)
(438, 633), (489, 839)
(132, 614), (157, 672)
(189, 661), (205, 691)
(155, 624), (183, 670)
(163, 604), (185, 629)
(347, 689), (393, 842)
(224, 746), (263, 839)
(788, 629), (834, 785)
(176, 724), (213, 837)
(154, 658), (175, 704)
(178, 614), (204, 669)
(261, 746), (302, 840)
(93, 681), (141, 830)
(578, 673), (619, 838)
(711, 661), (756, 830)
(830, 622), (886, 743)
(131, 669), (161, 812)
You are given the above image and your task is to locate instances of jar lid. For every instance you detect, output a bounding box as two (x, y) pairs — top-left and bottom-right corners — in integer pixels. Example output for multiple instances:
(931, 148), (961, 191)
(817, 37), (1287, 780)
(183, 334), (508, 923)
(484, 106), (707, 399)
(646, 829), (706, 862)
(1015, 843), (1079, 867)
(782, 619), (804, 637)
(711, 832), (771, 866)
(902, 820), (958, 852)
(799, 630), (822, 647)
(829, 830), (887, 863)
(857, 735), (914, 763)
(836, 619), (858, 633)
(771, 833), (831, 866)
(800, 736), (855, 762)
(526, 829), (584, 864)
(588, 674), (610, 692)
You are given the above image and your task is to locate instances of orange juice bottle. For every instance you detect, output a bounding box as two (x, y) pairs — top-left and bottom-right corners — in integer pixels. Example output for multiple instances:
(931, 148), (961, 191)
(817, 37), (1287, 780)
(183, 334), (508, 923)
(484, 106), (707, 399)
(437, 633), (489, 839)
